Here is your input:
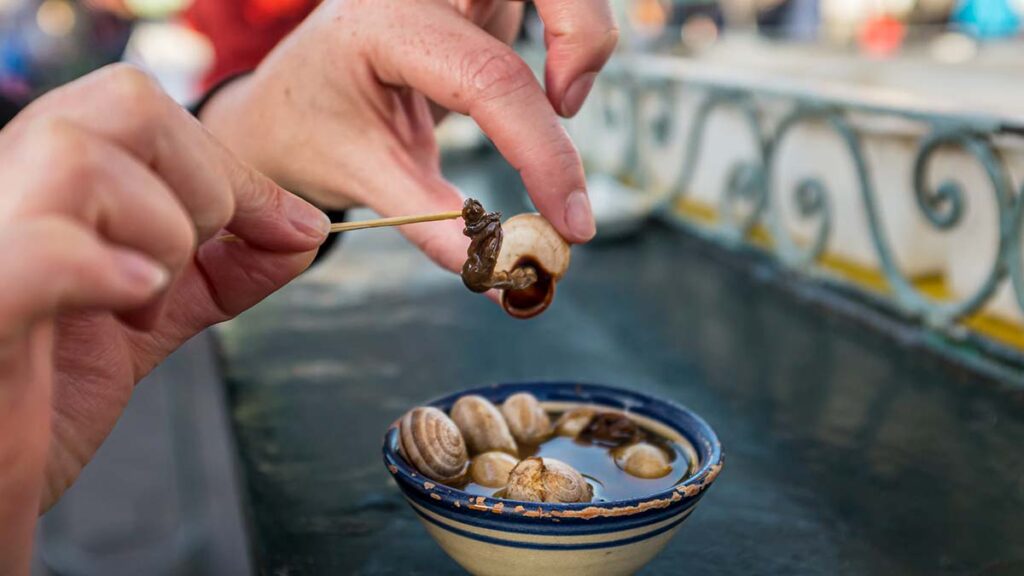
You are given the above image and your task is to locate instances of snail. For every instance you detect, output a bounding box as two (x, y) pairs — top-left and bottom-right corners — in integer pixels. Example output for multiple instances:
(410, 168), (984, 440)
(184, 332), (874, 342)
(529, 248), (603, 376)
(613, 443), (673, 479)
(469, 451), (520, 488)
(505, 457), (593, 503)
(553, 407), (599, 438)
(450, 395), (518, 456)
(399, 407), (470, 484)
(500, 392), (552, 446)
(579, 411), (645, 447)
(461, 199), (571, 319)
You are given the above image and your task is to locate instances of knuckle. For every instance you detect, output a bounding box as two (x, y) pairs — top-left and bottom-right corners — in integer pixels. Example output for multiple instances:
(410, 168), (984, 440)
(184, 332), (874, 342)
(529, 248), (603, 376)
(101, 64), (165, 121)
(464, 48), (533, 102)
(541, 125), (581, 166)
(556, 22), (619, 58)
(28, 119), (99, 183)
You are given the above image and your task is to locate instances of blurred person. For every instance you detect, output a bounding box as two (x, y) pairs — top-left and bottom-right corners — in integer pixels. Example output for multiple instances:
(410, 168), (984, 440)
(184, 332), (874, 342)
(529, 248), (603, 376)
(756, 0), (819, 40)
(0, 0), (133, 118)
(954, 0), (1021, 37)
(0, 63), (330, 574)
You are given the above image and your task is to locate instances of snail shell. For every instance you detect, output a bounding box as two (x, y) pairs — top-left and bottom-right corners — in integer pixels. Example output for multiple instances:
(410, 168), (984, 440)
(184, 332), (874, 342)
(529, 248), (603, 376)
(469, 451), (520, 488)
(553, 407), (598, 438)
(506, 457), (593, 503)
(451, 395), (518, 456)
(613, 442), (673, 479)
(399, 407), (469, 484)
(500, 392), (552, 446)
(496, 214), (571, 319)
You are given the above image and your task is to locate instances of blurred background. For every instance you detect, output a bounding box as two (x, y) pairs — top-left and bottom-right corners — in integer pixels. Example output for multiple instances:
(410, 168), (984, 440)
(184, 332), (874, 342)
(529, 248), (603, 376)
(5, 0), (1024, 575)
(5, 0), (1024, 109)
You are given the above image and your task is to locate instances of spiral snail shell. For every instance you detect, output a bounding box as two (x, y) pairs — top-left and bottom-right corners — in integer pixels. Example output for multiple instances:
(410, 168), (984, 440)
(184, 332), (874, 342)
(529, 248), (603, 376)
(500, 392), (552, 446)
(399, 407), (469, 484)
(495, 214), (571, 319)
(451, 395), (519, 456)
(469, 451), (520, 488)
(613, 442), (673, 479)
(506, 457), (593, 503)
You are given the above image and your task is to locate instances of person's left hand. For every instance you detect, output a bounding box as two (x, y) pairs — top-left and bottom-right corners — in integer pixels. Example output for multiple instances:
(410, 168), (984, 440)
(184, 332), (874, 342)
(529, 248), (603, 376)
(200, 0), (618, 275)
(0, 67), (328, 570)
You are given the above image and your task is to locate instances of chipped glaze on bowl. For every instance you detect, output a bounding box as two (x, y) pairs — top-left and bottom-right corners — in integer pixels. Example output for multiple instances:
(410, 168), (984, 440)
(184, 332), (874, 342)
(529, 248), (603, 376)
(382, 382), (724, 576)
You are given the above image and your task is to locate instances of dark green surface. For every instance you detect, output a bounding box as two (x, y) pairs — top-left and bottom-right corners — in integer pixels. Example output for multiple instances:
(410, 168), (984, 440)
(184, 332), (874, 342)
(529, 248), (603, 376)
(219, 152), (1024, 576)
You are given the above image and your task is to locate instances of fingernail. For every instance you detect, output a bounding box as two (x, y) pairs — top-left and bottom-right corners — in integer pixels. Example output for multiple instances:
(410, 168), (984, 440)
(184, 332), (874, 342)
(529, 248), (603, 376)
(283, 194), (331, 240)
(561, 72), (597, 118)
(564, 189), (596, 241)
(113, 250), (169, 293)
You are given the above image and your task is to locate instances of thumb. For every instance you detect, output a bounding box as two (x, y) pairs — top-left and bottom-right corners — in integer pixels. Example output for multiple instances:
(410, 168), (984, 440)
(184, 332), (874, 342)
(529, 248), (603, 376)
(123, 181), (328, 375)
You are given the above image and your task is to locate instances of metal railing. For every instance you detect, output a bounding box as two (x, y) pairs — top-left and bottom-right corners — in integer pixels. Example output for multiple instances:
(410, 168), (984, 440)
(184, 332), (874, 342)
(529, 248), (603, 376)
(575, 52), (1024, 374)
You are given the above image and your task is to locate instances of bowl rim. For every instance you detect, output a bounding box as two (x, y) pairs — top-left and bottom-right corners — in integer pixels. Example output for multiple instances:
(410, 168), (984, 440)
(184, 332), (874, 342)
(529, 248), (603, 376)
(382, 381), (723, 525)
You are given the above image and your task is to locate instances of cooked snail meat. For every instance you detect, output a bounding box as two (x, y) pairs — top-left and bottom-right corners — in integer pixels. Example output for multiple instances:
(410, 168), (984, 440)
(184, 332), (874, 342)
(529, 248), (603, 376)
(460, 199), (571, 319)
(578, 412), (645, 447)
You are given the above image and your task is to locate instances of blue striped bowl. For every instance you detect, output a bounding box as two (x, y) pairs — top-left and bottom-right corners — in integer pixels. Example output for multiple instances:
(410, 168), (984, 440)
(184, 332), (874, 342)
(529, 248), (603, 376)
(382, 382), (723, 576)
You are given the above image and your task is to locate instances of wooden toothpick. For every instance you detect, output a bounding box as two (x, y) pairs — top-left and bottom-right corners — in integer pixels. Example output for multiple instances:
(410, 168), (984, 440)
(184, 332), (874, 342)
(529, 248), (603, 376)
(217, 210), (464, 242)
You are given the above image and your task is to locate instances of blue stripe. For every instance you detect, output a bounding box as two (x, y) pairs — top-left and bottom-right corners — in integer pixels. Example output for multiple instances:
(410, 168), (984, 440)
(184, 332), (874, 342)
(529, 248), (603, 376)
(411, 505), (690, 551)
(399, 482), (699, 535)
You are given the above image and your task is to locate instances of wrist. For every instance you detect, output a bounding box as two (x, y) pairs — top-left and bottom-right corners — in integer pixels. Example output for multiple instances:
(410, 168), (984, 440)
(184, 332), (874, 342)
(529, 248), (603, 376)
(197, 75), (274, 182)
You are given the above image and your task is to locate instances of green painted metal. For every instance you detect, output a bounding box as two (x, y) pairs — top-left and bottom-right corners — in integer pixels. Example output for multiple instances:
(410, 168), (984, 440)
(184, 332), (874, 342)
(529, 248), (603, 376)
(591, 67), (1024, 360)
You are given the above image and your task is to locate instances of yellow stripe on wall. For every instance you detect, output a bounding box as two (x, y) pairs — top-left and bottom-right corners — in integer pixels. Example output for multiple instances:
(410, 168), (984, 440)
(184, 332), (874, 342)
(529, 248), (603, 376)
(671, 198), (1024, 350)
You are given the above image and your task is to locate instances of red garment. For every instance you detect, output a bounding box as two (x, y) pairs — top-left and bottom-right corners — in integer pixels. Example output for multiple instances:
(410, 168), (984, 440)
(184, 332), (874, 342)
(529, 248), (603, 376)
(185, 0), (318, 89)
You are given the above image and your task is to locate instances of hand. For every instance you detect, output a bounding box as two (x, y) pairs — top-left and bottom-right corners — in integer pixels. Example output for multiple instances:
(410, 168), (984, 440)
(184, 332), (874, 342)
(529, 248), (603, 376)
(0, 64), (329, 574)
(199, 0), (618, 274)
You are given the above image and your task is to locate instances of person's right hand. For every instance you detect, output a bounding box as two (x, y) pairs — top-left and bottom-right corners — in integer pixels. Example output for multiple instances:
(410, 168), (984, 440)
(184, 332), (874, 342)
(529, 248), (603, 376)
(0, 64), (329, 575)
(199, 0), (619, 276)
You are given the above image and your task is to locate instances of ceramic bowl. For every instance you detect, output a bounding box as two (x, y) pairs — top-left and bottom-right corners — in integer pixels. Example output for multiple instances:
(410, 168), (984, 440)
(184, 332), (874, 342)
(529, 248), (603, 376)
(382, 382), (724, 576)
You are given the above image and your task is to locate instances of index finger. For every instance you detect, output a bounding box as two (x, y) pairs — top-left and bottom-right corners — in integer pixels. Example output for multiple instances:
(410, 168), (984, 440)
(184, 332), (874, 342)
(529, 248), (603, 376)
(529, 0), (619, 118)
(369, 0), (596, 242)
(21, 64), (329, 252)
(17, 64), (328, 327)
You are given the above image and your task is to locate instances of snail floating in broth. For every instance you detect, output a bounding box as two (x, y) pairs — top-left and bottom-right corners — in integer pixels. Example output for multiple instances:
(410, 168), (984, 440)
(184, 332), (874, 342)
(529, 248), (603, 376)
(613, 442), (673, 479)
(451, 395), (518, 456)
(506, 457), (593, 503)
(500, 392), (552, 446)
(399, 407), (470, 484)
(394, 396), (692, 504)
(553, 407), (599, 438)
(469, 451), (520, 488)
(461, 199), (571, 319)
